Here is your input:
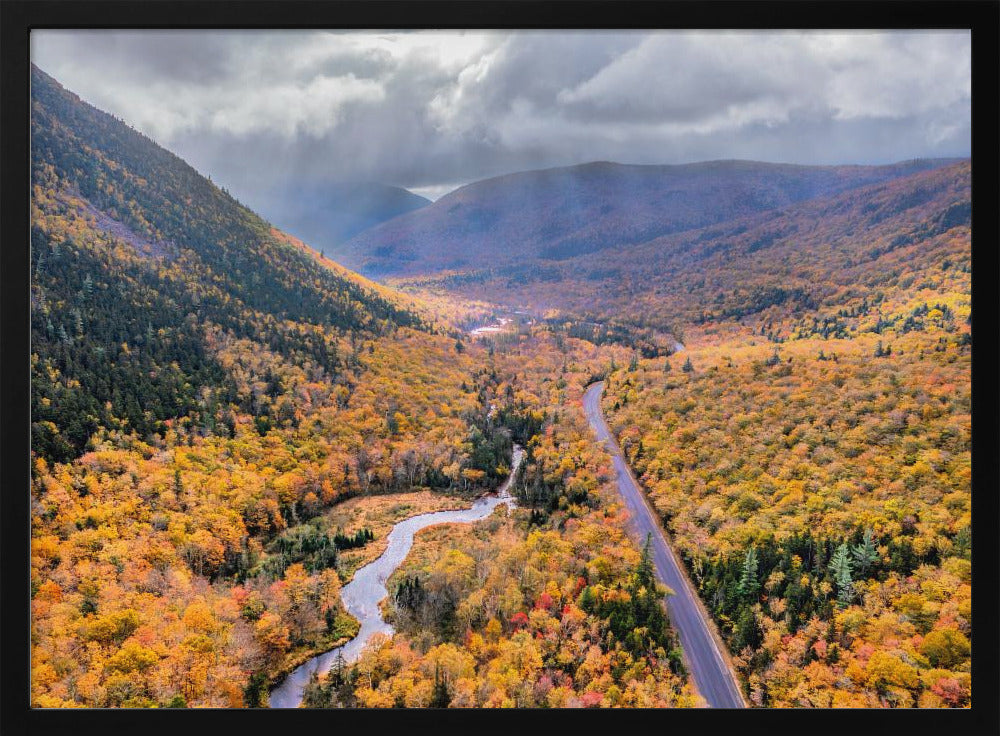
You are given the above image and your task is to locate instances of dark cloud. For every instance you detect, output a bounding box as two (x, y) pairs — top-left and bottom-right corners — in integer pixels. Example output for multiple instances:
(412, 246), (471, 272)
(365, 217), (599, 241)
(31, 30), (970, 214)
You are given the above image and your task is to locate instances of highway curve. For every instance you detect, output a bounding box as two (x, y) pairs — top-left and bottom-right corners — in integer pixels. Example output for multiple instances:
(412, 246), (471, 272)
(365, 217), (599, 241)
(584, 382), (747, 708)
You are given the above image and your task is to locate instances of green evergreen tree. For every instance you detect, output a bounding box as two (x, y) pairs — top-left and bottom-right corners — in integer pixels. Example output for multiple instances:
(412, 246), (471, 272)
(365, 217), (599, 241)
(830, 542), (854, 607)
(682, 356), (694, 373)
(243, 672), (268, 708)
(733, 606), (762, 651)
(624, 535), (668, 656)
(636, 534), (657, 589)
(331, 650), (347, 689)
(852, 528), (879, 577)
(737, 546), (759, 598)
(302, 670), (331, 708)
(429, 664), (451, 708)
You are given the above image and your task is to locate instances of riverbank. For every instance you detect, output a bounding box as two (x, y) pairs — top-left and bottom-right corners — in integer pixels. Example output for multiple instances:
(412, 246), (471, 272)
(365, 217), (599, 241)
(268, 445), (524, 708)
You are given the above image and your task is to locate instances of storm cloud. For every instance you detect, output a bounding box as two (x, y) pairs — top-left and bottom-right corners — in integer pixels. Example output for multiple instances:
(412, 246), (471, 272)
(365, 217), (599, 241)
(31, 30), (970, 208)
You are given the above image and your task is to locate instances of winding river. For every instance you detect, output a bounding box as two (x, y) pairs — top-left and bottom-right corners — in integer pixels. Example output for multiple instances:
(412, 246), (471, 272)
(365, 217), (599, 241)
(269, 445), (524, 708)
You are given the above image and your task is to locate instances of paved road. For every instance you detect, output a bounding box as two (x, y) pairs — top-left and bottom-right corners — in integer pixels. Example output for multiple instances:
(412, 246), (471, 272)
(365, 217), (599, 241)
(583, 382), (746, 709)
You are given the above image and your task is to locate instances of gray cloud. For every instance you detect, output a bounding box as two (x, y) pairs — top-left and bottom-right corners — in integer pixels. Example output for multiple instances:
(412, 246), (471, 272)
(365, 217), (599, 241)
(31, 29), (970, 217)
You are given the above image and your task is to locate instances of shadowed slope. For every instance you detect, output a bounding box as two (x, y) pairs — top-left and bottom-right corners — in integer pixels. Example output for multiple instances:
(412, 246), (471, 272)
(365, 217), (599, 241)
(339, 158), (960, 278)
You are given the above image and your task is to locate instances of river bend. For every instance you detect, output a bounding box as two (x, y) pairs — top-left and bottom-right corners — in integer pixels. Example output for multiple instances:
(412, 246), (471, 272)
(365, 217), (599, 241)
(269, 445), (524, 708)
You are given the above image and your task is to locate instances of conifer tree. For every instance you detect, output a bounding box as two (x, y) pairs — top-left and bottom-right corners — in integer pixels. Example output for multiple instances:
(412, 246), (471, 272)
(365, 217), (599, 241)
(852, 528), (879, 577)
(243, 672), (268, 708)
(636, 534), (657, 590)
(830, 542), (854, 607)
(331, 650), (347, 688)
(737, 546), (759, 598)
(430, 664), (451, 708)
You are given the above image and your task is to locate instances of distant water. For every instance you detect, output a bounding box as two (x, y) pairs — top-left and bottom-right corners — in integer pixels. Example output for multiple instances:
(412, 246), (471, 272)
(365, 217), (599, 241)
(469, 317), (511, 337)
(268, 446), (524, 708)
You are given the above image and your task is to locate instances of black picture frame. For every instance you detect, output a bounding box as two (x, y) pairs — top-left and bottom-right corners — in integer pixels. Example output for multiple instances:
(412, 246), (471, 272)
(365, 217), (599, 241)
(2, 2), (997, 735)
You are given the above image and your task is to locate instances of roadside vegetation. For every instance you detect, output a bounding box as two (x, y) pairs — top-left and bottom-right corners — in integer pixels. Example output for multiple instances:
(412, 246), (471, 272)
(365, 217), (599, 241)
(602, 211), (971, 706)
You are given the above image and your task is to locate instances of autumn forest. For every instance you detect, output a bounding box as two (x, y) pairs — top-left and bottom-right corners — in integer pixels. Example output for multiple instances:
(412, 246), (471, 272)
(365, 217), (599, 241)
(28, 50), (972, 713)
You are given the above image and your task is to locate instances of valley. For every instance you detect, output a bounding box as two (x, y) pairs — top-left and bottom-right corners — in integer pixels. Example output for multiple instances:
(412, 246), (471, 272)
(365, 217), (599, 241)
(28, 60), (972, 711)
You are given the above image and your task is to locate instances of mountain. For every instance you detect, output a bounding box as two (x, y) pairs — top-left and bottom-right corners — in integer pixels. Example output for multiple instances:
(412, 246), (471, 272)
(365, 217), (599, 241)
(261, 181), (430, 256)
(338, 158), (961, 278)
(26, 61), (973, 712)
(577, 159), (972, 328)
(29, 63), (429, 462)
(493, 160), (970, 321)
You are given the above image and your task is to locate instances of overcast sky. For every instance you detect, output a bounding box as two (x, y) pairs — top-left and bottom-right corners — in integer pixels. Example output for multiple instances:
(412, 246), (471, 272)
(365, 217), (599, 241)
(32, 30), (970, 204)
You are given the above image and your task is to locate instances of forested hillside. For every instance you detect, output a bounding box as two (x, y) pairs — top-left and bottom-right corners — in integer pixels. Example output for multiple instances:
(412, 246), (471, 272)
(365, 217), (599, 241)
(385, 152), (972, 708)
(28, 63), (483, 707)
(30, 64), (426, 463)
(27, 59), (973, 711)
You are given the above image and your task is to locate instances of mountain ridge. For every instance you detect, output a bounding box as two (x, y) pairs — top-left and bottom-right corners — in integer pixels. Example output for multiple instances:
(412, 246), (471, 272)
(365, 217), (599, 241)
(338, 156), (964, 277)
